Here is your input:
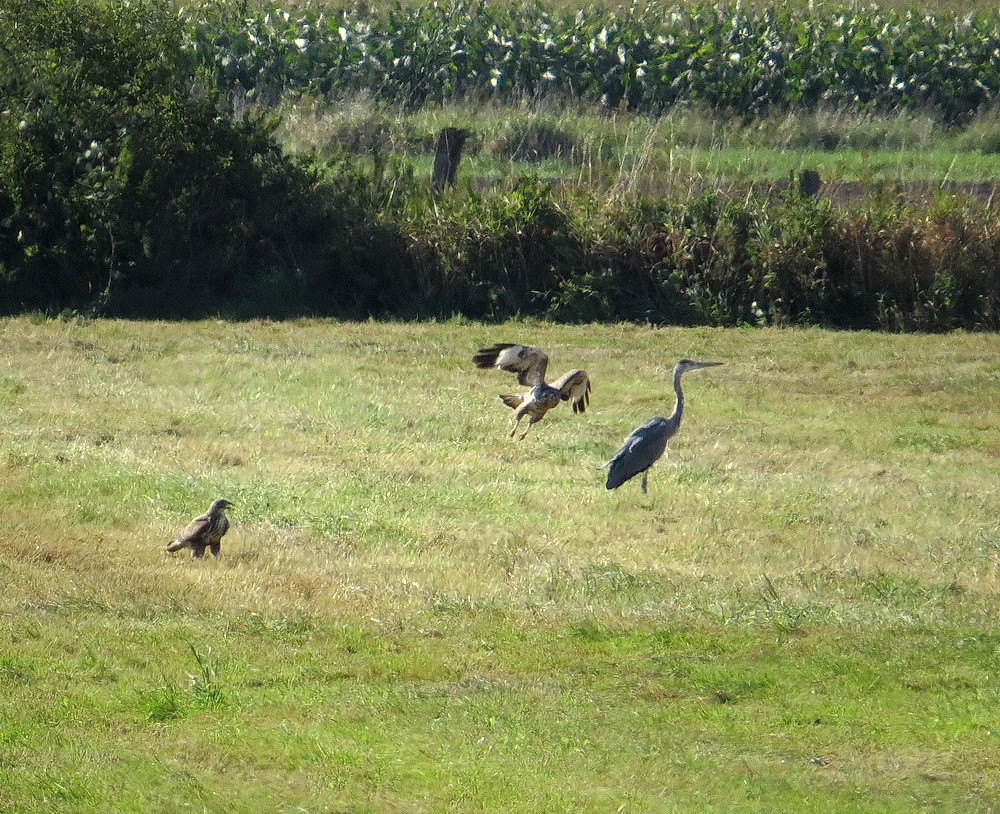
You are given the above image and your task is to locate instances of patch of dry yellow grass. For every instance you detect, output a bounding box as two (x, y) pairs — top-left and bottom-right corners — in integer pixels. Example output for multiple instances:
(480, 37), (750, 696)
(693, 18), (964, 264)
(2, 317), (997, 626)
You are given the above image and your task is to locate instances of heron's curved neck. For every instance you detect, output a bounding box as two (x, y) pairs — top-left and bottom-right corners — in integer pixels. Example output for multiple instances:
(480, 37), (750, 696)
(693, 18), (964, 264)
(669, 367), (684, 423)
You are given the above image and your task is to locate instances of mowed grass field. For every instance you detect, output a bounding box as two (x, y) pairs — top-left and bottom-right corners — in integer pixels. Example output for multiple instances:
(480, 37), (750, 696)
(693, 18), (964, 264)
(1, 316), (998, 812)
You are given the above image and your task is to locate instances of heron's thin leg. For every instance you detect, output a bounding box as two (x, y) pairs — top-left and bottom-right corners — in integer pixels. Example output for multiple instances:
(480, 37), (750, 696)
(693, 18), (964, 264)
(640, 470), (648, 494)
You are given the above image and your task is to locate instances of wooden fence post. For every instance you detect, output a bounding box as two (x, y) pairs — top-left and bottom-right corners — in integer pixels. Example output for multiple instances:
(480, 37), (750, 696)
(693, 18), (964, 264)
(431, 127), (469, 191)
(798, 169), (822, 197)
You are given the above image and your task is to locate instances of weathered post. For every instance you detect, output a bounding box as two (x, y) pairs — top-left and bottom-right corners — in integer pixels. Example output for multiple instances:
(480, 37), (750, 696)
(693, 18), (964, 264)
(798, 168), (822, 197)
(431, 127), (469, 191)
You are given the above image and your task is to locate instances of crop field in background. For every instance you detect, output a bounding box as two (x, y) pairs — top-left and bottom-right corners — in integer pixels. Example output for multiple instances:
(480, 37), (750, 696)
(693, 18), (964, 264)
(219, 0), (1000, 195)
(189, 1), (1000, 120)
(1, 317), (997, 811)
(200, 0), (1000, 198)
(6, 0), (1000, 323)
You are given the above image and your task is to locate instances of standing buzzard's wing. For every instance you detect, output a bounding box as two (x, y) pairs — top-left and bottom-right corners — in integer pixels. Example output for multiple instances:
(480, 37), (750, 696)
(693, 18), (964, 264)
(551, 369), (591, 414)
(472, 343), (548, 387)
(166, 510), (212, 552)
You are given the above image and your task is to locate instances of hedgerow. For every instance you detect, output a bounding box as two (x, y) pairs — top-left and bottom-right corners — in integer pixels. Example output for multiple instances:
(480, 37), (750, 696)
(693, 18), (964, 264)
(233, 169), (1000, 331)
(0, 0), (998, 330)
(0, 0), (324, 312)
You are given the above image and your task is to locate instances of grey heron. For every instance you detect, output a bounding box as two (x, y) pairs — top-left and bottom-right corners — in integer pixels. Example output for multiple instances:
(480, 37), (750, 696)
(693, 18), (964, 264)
(602, 359), (722, 493)
(473, 343), (591, 439)
(166, 499), (233, 558)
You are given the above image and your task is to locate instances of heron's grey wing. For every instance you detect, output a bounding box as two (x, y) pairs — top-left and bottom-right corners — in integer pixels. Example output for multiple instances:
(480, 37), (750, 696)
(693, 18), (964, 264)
(473, 343), (548, 386)
(551, 369), (591, 414)
(603, 417), (671, 490)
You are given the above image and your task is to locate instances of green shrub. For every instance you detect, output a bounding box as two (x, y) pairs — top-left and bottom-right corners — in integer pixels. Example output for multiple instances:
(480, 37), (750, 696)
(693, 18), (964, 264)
(0, 0), (997, 329)
(406, 176), (581, 319)
(0, 0), (326, 315)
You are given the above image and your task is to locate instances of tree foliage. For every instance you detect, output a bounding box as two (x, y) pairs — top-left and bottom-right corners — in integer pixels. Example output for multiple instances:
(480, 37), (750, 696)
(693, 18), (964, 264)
(0, 0), (997, 330)
(0, 0), (321, 312)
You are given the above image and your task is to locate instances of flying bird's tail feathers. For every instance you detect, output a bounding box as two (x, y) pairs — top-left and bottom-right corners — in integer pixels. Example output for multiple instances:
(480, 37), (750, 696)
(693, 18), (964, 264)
(499, 394), (522, 410)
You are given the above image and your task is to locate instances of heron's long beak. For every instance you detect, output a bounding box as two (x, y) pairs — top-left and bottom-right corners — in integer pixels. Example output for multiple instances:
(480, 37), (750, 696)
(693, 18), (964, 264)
(693, 361), (723, 369)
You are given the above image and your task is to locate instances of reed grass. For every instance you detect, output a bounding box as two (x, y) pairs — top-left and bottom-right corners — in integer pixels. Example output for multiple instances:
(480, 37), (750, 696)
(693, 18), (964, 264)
(276, 98), (1000, 199)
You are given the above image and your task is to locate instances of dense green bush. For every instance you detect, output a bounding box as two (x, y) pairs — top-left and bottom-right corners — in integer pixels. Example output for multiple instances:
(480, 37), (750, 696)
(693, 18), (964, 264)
(244, 164), (1000, 331)
(586, 187), (1000, 330)
(0, 0), (325, 314)
(0, 0), (997, 330)
(408, 176), (579, 318)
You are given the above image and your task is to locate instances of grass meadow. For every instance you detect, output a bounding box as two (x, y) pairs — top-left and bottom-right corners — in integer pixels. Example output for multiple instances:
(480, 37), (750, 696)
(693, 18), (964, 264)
(1, 316), (998, 812)
(276, 99), (1000, 202)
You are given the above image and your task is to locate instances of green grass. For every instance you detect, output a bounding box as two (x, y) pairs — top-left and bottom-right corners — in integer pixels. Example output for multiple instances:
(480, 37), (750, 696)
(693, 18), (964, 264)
(277, 99), (1000, 196)
(1, 317), (998, 812)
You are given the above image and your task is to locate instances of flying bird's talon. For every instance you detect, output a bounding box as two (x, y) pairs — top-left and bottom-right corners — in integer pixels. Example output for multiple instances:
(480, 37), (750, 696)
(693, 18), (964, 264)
(473, 343), (591, 439)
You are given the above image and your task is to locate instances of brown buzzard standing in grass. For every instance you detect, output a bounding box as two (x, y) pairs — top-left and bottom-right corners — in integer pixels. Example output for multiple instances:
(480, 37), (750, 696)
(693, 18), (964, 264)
(166, 499), (232, 558)
(473, 343), (591, 439)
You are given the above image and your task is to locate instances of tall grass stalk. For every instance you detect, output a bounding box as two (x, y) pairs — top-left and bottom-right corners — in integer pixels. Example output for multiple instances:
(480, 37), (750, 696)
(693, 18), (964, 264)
(275, 97), (1000, 194)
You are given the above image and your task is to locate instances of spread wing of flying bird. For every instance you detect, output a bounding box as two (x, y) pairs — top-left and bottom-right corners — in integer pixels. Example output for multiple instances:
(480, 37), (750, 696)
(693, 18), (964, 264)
(472, 343), (548, 386)
(166, 498), (232, 558)
(473, 343), (591, 439)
